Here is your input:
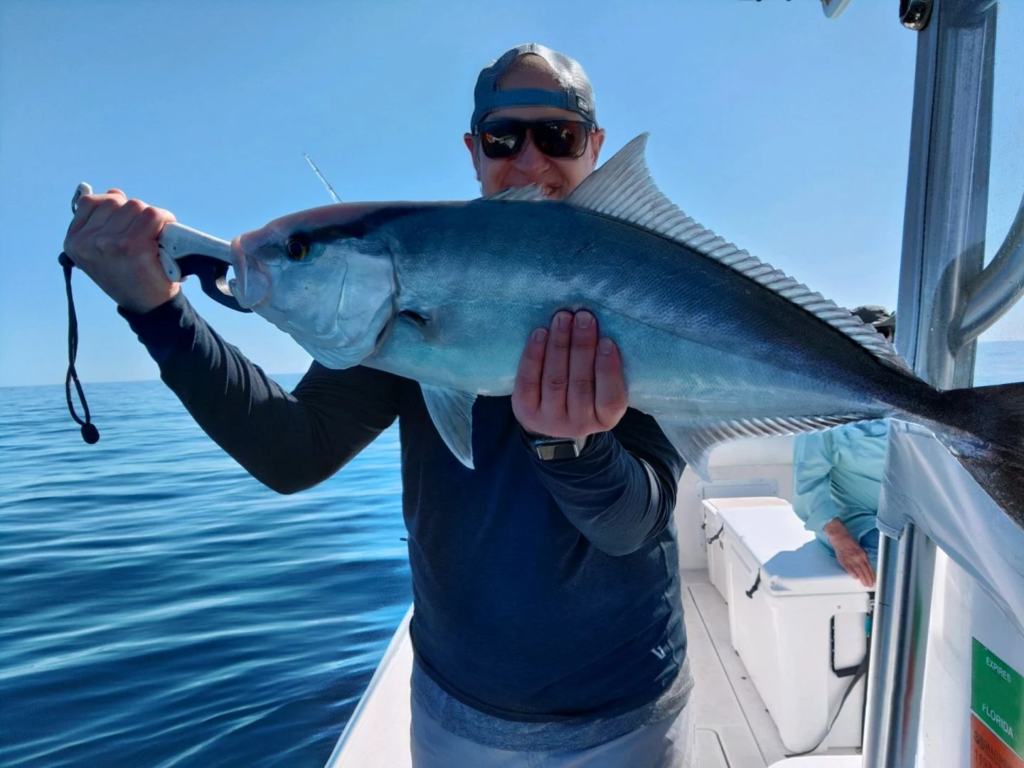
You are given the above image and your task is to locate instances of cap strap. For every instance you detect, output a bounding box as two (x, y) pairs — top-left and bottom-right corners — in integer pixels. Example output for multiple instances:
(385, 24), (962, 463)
(473, 89), (591, 131)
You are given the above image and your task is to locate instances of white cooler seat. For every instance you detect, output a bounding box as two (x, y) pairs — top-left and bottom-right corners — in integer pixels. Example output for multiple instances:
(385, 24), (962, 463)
(721, 504), (871, 755)
(701, 496), (789, 603)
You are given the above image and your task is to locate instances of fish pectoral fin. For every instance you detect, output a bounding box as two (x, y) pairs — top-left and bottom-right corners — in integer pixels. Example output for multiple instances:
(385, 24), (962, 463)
(421, 385), (477, 469)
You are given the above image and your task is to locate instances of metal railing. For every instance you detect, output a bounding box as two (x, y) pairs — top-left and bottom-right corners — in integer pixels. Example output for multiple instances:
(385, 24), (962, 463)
(861, 0), (1022, 765)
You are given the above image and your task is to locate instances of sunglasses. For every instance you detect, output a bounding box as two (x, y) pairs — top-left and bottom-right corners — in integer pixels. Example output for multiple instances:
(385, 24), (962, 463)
(475, 118), (595, 160)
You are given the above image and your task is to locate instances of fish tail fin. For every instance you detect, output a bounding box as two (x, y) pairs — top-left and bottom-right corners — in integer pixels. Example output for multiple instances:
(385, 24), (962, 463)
(932, 382), (1024, 524)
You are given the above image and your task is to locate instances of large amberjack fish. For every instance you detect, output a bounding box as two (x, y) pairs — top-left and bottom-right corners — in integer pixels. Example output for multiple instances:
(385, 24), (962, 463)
(228, 134), (1024, 526)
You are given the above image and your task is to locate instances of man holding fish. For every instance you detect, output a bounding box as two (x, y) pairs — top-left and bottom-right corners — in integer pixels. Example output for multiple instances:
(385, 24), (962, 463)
(64, 43), (697, 767)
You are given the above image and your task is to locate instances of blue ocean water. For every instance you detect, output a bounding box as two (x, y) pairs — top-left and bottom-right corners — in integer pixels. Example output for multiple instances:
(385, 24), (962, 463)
(1, 374), (410, 767)
(2, 343), (1023, 767)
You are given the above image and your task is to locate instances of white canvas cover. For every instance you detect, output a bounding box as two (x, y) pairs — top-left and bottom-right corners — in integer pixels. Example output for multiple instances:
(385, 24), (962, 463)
(876, 421), (1024, 635)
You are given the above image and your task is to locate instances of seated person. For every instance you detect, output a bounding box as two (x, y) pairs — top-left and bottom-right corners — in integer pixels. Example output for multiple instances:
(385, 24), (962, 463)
(791, 306), (896, 588)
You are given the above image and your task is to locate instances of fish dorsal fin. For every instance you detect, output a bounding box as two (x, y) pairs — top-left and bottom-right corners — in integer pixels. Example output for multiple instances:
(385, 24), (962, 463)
(655, 413), (874, 482)
(567, 133), (910, 372)
(421, 384), (477, 469)
(483, 184), (548, 202)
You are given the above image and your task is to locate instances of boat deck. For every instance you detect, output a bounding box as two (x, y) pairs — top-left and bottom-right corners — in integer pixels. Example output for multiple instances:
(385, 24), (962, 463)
(324, 566), (837, 767)
(681, 568), (787, 767)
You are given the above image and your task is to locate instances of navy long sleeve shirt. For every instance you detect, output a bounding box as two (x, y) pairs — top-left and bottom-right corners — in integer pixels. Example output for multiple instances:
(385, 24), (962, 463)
(120, 292), (688, 725)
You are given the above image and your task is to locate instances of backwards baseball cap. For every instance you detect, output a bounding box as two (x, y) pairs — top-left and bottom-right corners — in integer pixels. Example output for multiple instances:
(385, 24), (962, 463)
(851, 305), (896, 330)
(470, 43), (597, 132)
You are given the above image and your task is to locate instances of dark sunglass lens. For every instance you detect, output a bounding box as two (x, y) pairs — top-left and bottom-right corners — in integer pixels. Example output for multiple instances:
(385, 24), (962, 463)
(479, 121), (525, 159)
(533, 121), (589, 158)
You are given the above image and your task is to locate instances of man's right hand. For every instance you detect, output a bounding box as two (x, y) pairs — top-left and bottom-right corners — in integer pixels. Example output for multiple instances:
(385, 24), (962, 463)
(63, 189), (180, 314)
(824, 519), (875, 588)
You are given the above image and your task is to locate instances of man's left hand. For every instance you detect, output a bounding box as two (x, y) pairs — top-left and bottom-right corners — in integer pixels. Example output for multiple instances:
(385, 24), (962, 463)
(511, 310), (628, 441)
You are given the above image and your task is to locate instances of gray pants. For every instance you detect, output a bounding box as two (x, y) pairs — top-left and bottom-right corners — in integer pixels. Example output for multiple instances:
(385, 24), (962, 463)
(410, 694), (696, 768)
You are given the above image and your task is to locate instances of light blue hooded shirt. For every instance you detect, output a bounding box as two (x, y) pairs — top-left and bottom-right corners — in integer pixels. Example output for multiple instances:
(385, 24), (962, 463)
(792, 420), (889, 553)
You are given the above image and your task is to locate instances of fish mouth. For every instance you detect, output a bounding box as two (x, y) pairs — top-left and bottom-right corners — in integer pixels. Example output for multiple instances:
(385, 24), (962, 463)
(228, 236), (272, 310)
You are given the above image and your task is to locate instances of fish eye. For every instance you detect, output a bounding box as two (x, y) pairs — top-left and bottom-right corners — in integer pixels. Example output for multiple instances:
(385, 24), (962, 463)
(284, 233), (311, 261)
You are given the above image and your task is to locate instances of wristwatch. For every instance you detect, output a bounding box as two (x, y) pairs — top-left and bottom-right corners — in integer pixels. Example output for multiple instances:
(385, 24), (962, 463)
(527, 432), (588, 461)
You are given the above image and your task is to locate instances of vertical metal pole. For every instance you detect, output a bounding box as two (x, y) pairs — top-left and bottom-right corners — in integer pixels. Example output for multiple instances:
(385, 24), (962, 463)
(896, 0), (995, 386)
(864, 0), (996, 765)
(864, 525), (939, 766)
(863, 529), (911, 766)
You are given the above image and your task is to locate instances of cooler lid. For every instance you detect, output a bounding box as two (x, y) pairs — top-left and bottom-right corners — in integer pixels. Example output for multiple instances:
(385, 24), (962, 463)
(721, 505), (867, 596)
(703, 496), (786, 538)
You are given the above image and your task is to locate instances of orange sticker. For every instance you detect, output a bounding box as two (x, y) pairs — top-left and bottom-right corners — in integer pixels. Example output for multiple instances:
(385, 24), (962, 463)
(973, 715), (1024, 768)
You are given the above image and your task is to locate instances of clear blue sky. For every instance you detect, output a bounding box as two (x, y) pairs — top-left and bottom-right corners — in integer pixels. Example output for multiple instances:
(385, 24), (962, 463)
(2, 0), (1021, 388)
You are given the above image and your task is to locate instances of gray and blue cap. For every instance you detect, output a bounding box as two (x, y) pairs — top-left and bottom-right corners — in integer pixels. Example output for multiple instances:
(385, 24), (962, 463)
(470, 43), (597, 133)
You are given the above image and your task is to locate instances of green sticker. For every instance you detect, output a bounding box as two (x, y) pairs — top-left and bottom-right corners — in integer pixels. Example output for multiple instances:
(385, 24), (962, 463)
(973, 638), (1024, 759)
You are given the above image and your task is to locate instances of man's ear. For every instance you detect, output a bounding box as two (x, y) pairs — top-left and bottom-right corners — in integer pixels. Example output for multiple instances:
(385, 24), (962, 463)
(464, 133), (481, 181)
(588, 128), (607, 168)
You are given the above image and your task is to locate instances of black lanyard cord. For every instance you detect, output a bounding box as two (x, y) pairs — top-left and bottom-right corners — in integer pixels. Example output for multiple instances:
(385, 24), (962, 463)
(59, 252), (99, 444)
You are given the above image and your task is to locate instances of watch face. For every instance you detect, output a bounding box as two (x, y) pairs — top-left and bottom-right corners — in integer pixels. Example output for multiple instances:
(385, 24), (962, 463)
(536, 439), (581, 461)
